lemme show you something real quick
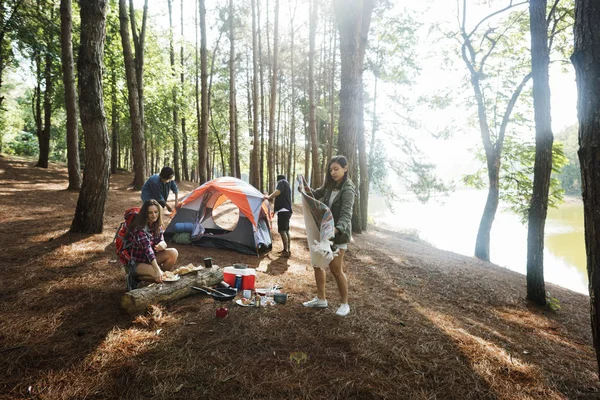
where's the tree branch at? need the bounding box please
[497,72,532,152]
[467,0,528,40]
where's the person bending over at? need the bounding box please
[141,166,179,212]
[125,199,179,290]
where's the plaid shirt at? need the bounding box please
[129,224,164,264]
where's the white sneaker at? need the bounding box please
[336,303,350,316]
[302,297,328,308]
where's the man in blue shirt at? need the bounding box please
[141,166,179,212]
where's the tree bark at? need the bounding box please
[167,0,180,180]
[207,27,224,178]
[70,0,109,234]
[526,0,552,306]
[119,0,146,189]
[250,0,260,188]
[267,0,279,192]
[308,0,321,187]
[572,0,600,378]
[128,0,147,175]
[180,0,188,181]
[287,0,297,187]
[333,0,374,234]
[60,0,81,190]
[228,0,239,178]
[197,0,209,183]
[120,267,223,314]
[37,5,55,169]
[258,0,266,191]
[110,68,119,174]
[327,16,336,168]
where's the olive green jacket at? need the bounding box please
[311,179,355,244]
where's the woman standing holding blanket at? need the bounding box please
[302,155,355,317]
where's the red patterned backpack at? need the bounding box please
[113,207,140,265]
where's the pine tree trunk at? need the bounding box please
[287,0,296,186]
[228,0,239,178]
[37,6,55,169]
[526,0,551,306]
[37,45,52,169]
[180,0,188,182]
[60,0,81,190]
[119,0,146,189]
[267,0,279,193]
[168,0,180,180]
[71,0,110,234]
[111,69,118,173]
[250,0,260,188]
[326,16,336,167]
[198,0,209,184]
[333,0,374,234]
[128,0,147,176]
[474,164,499,262]
[308,0,320,187]
[258,0,265,191]
[572,0,600,378]
[198,0,208,184]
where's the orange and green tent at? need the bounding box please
[166,177,272,255]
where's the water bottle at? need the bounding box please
[234,274,243,292]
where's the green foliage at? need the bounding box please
[5,131,39,156]
[387,154,454,205]
[463,134,567,224]
[367,6,421,84]
[368,137,399,209]
[546,292,561,312]
[547,0,575,72]
[554,124,580,195]
[405,159,455,203]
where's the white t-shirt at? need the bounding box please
[328,190,340,208]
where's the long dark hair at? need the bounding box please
[322,155,349,189]
[126,199,164,237]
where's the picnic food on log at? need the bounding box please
[172,263,197,275]
[163,270,179,281]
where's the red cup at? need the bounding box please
[215,307,228,318]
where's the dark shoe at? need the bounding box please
[281,251,291,258]
[125,274,137,292]
[125,260,138,291]
[126,273,138,291]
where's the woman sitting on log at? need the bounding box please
[125,199,179,290]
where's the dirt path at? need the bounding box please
[0,155,598,399]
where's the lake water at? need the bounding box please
[369,190,588,295]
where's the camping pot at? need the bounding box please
[274,293,288,304]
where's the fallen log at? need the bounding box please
[121,267,224,314]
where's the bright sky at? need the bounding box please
[385,0,579,184]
